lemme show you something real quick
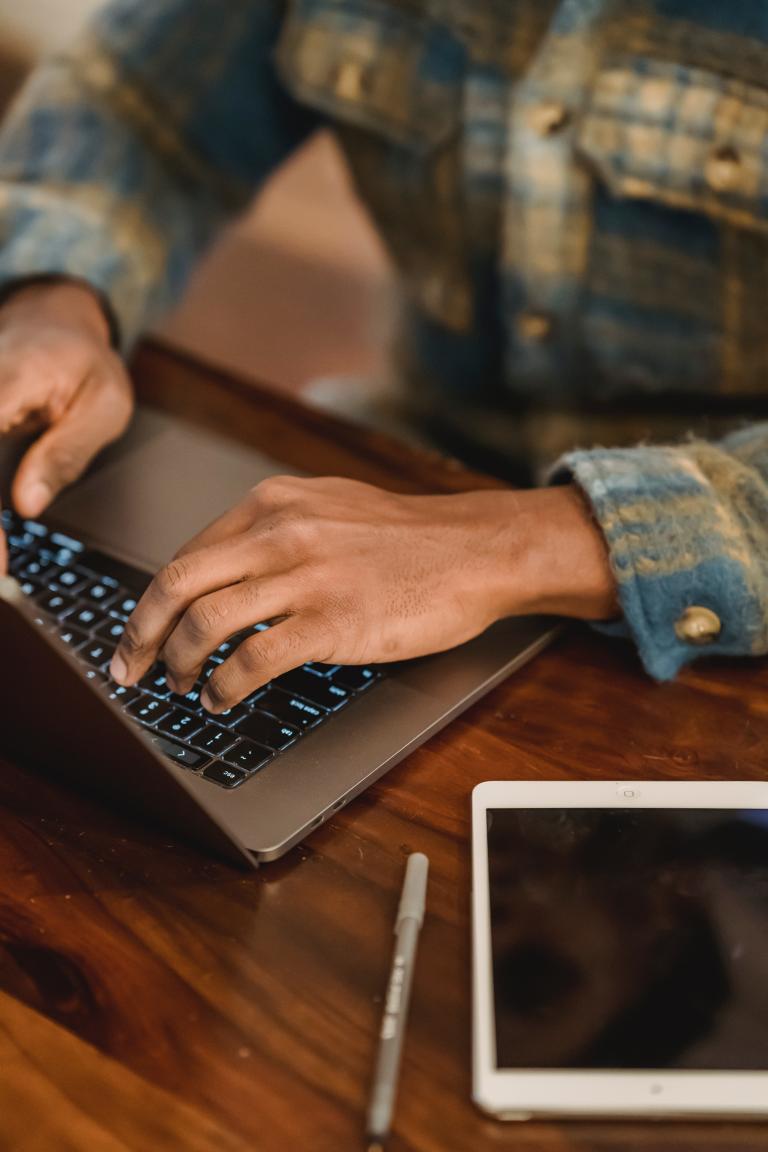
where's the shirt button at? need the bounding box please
[674,606,722,646]
[529,101,570,136]
[516,308,555,343]
[705,145,742,193]
[334,59,368,102]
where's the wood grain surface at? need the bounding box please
[1,340,767,1152]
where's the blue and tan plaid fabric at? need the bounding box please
[2,0,768,679]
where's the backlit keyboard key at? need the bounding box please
[37,590,76,616]
[203,762,246,788]
[103,683,139,707]
[139,669,171,697]
[276,668,349,710]
[95,618,126,642]
[57,625,89,648]
[221,739,272,773]
[64,605,99,629]
[76,640,116,669]
[331,665,379,691]
[149,735,209,770]
[157,708,205,741]
[192,725,240,755]
[257,688,327,729]
[127,696,172,725]
[236,711,297,750]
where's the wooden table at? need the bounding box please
[2,341,767,1152]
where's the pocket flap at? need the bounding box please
[576,59,768,235]
[276,0,464,154]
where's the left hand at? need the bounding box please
[109,476,617,713]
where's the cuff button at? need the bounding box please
[674,606,722,645]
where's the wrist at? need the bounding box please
[475,486,619,622]
[0,277,113,345]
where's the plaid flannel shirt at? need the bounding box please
[1,0,768,679]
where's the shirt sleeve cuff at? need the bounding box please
[550,445,765,680]
[0,193,156,351]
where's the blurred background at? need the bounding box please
[0,0,393,396]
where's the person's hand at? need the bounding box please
[109,477,617,712]
[0,280,133,572]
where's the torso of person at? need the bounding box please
[275,1,768,477]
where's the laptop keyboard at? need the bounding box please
[3,511,382,789]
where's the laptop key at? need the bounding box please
[139,669,172,697]
[236,711,298,751]
[276,668,350,710]
[169,686,203,711]
[57,624,89,648]
[203,762,246,788]
[76,640,116,669]
[157,708,205,741]
[110,593,139,617]
[331,665,379,691]
[37,590,76,616]
[64,604,100,629]
[127,696,173,725]
[103,683,140,707]
[221,739,272,773]
[19,556,54,579]
[51,568,89,594]
[192,725,240,755]
[82,579,120,606]
[95,618,126,643]
[149,735,209,770]
[216,703,250,728]
[256,688,327,729]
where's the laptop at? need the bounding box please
[0,406,557,867]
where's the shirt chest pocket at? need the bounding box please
[276,0,474,330]
[575,59,768,235]
[572,57,768,395]
[275,0,464,152]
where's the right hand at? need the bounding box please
[0,280,134,573]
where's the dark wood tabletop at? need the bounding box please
[2,341,768,1152]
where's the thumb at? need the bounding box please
[12,374,132,518]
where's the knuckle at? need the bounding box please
[251,475,295,508]
[155,558,191,600]
[204,672,228,709]
[119,620,144,656]
[236,635,271,677]
[184,597,222,641]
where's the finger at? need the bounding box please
[12,373,132,518]
[161,573,303,694]
[0,363,50,433]
[201,614,333,713]
[110,534,288,686]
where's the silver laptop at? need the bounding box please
[0,407,556,866]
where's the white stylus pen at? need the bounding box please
[366,852,429,1151]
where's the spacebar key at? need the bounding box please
[150,734,209,769]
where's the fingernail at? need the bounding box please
[110,651,128,684]
[25,482,52,518]
[165,673,179,693]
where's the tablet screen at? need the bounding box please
[487,807,768,1071]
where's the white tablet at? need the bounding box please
[472,780,768,1120]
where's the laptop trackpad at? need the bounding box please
[50,407,304,570]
